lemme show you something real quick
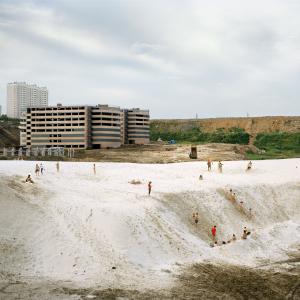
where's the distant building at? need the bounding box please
[20,104,150,149]
[122,108,151,145]
[7,82,48,119]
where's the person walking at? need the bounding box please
[148,181,152,196]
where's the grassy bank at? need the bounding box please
[150,125,250,145]
[150,125,300,160]
[246,132,300,160]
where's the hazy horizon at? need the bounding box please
[1,0,300,119]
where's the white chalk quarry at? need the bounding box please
[0,159,299,290]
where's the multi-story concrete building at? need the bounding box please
[7,82,48,118]
[91,105,122,149]
[20,104,150,149]
[125,108,150,145]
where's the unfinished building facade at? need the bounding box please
[20,104,150,149]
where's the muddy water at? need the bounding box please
[1,259,299,299]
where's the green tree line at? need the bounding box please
[150,126,250,144]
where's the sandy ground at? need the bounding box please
[73,143,257,163]
[0,159,299,299]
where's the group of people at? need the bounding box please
[192,212,199,225]
[26,162,45,183]
[195,160,255,247]
[34,163,44,176]
[209,225,251,247]
[25,161,61,184]
[227,188,237,202]
[207,159,253,173]
[226,188,253,217]
[207,159,224,173]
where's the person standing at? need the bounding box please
[218,161,223,173]
[148,181,152,196]
[211,225,217,240]
[207,159,212,171]
[40,163,44,175]
[93,163,96,175]
[35,164,40,176]
[56,162,60,172]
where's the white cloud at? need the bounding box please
[0,0,299,118]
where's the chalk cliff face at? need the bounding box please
[0,160,299,293]
[151,116,300,137]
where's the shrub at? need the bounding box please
[254,132,300,153]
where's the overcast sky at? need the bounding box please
[0,0,299,118]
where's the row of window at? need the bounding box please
[30,107,85,111]
[29,123,85,127]
[27,144,85,149]
[31,139,85,143]
[32,134,85,138]
[92,112,120,116]
[91,122,119,126]
[92,117,120,121]
[31,112,85,116]
[31,118,85,122]
[31,128,84,132]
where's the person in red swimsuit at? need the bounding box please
[211,225,217,240]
